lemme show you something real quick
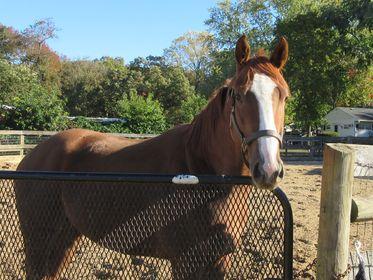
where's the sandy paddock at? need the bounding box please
[1,159,372,279]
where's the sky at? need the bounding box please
[0,0,217,62]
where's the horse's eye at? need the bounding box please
[284,96,289,102]
[235,94,242,102]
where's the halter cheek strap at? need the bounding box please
[228,87,283,168]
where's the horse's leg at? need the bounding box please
[201,186,250,278]
[20,212,79,280]
[22,230,49,280]
[15,183,79,280]
[43,223,80,279]
[205,254,232,279]
[15,184,52,280]
[170,224,235,280]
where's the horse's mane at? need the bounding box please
[186,84,229,155]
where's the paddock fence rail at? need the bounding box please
[0,171,293,279]
[0,130,156,162]
[282,136,373,160]
[1,130,372,162]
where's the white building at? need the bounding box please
[324,107,373,137]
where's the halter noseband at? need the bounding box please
[227,87,283,168]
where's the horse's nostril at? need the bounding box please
[272,170,279,181]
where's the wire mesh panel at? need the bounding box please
[0,172,292,280]
[349,146,373,279]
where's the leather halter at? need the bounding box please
[227,87,283,168]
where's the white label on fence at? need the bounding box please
[172,175,199,184]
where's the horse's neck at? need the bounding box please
[109,125,190,173]
[186,107,244,175]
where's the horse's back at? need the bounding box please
[17,128,140,172]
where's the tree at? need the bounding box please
[205,0,251,49]
[60,59,107,116]
[117,91,166,134]
[164,31,215,92]
[1,88,67,131]
[199,49,236,97]
[205,0,291,50]
[21,19,61,90]
[175,94,208,124]
[100,57,129,116]
[275,0,372,132]
[22,18,58,64]
[202,0,292,96]
[0,59,37,104]
[130,63,194,125]
[0,25,25,62]
[0,20,62,90]
[156,66,193,109]
[129,55,166,69]
[0,59,67,130]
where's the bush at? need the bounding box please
[0,89,68,131]
[318,131,339,137]
[0,59,68,131]
[67,116,130,133]
[172,94,208,125]
[117,92,166,134]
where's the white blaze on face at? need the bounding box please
[250,73,279,175]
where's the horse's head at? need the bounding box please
[228,35,289,190]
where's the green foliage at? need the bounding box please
[200,50,236,97]
[60,59,108,116]
[173,94,208,124]
[117,92,166,134]
[1,89,67,131]
[60,57,194,128]
[1,5,371,135]
[205,0,291,50]
[139,65,194,125]
[205,0,252,49]
[319,131,339,137]
[164,31,215,92]
[0,59,67,130]
[67,116,129,133]
[276,0,372,131]
[0,25,24,62]
[0,59,37,104]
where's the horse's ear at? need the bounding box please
[270,37,288,70]
[235,34,250,71]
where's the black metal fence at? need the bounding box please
[283,136,373,159]
[0,171,293,279]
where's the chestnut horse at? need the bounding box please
[15,35,290,279]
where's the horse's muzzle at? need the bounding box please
[252,161,284,190]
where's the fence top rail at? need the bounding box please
[1,130,371,142]
[283,136,348,141]
[0,170,257,185]
[0,130,57,136]
[0,130,157,138]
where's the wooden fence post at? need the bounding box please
[316,143,355,279]
[20,132,25,156]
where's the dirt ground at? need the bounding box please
[280,161,373,278]
[1,159,372,279]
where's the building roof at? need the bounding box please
[338,107,373,121]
